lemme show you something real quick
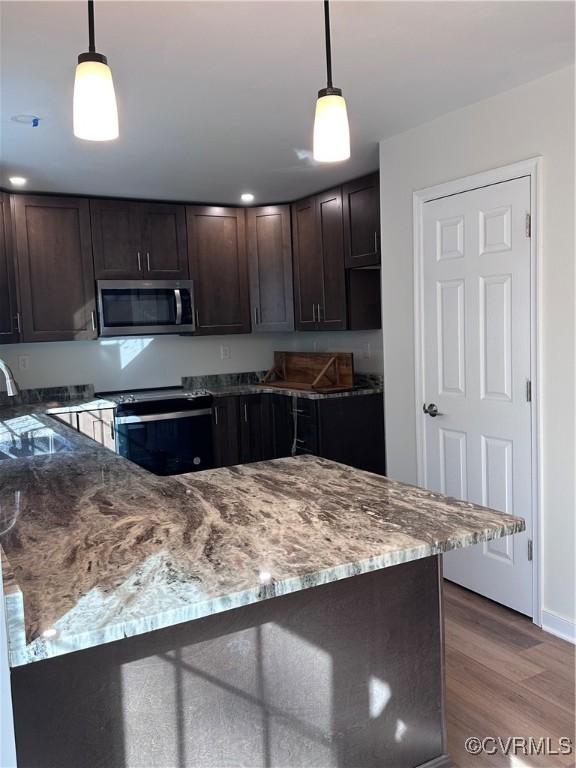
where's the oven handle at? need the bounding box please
[174,289,183,325]
[115,409,212,425]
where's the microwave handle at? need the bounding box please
[174,289,183,325]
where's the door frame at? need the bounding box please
[412,157,542,626]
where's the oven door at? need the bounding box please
[97,280,195,336]
[115,408,214,476]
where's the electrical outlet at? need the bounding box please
[220,345,231,360]
[18,355,30,371]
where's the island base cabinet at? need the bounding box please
[11,556,453,768]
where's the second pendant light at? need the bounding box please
[313,0,350,163]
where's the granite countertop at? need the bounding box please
[0,398,524,668]
[206,383,382,399]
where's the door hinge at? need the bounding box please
[527,539,533,562]
[526,380,532,402]
[525,212,531,238]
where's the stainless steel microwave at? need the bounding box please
[97,280,195,337]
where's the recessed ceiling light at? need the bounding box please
[240,193,255,204]
[9,176,27,187]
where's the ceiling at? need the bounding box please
[1,1,573,204]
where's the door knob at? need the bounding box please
[423,402,442,417]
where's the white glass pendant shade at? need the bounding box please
[73,59,119,141]
[313,92,350,162]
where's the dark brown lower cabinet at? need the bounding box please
[212,396,240,467]
[272,393,385,474]
[239,394,273,463]
[213,394,274,467]
[215,392,385,475]
[12,195,97,342]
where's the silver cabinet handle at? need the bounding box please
[137,251,142,271]
[14,313,21,333]
[91,311,96,332]
[253,307,258,326]
[374,231,378,253]
[214,406,218,425]
[146,252,151,271]
[312,304,316,322]
[174,289,183,325]
[195,309,200,328]
[317,303,322,322]
[243,403,248,422]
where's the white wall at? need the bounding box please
[0,330,383,392]
[379,66,575,627]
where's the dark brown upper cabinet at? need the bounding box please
[342,172,380,268]
[91,200,188,280]
[141,203,188,279]
[246,205,294,333]
[0,193,19,343]
[292,189,347,331]
[186,206,250,335]
[12,195,97,342]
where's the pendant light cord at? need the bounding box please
[87,0,96,53]
[323,0,333,88]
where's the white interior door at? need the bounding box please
[422,176,533,616]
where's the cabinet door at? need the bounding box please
[292,197,321,331]
[316,188,347,330]
[77,409,115,449]
[342,173,381,268]
[186,206,250,335]
[246,206,294,332]
[317,394,386,475]
[0,194,19,342]
[270,395,293,458]
[212,396,240,467]
[239,394,266,464]
[141,203,188,279]
[13,196,97,342]
[91,199,142,279]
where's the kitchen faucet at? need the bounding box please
[0,357,20,397]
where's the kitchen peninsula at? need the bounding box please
[0,395,525,768]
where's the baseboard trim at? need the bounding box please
[541,609,576,644]
[417,756,455,768]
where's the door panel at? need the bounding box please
[239,394,265,463]
[186,207,250,335]
[342,173,380,268]
[247,206,294,332]
[91,199,141,279]
[317,189,347,330]
[0,193,19,342]
[422,176,532,615]
[292,198,320,330]
[212,396,240,467]
[141,203,188,279]
[13,196,97,342]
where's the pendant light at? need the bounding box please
[73,0,119,141]
[313,0,350,162]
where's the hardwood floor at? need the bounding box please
[444,581,576,767]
